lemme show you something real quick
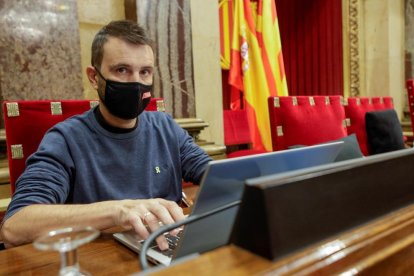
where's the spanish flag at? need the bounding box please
[229,0,288,151]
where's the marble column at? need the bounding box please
[132,0,195,118]
[0,0,83,127]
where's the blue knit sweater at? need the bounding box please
[4,109,211,221]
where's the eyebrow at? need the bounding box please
[141,65,154,71]
[108,64,154,71]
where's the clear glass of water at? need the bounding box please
[33,226,100,276]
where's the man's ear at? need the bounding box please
[86,66,98,90]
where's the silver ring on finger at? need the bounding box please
[143,212,152,221]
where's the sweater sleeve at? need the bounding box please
[169,117,212,184]
[3,128,73,221]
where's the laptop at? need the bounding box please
[113,141,344,266]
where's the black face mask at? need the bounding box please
[95,68,152,120]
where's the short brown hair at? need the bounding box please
[91,20,153,69]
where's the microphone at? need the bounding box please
[139,200,241,270]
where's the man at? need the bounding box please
[0,20,211,249]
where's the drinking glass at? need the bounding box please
[34,226,100,276]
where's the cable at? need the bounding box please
[139,200,241,270]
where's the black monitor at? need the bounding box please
[231,148,414,261]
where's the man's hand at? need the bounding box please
[115,198,185,250]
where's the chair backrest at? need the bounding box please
[145,97,166,112]
[344,96,394,156]
[223,110,252,146]
[3,98,166,194]
[3,100,98,193]
[268,96,347,151]
[223,110,267,158]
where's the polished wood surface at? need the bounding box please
[3,193,414,275]
[0,229,140,275]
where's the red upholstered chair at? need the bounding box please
[223,110,267,158]
[372,96,394,110]
[267,96,347,151]
[3,100,99,194]
[145,97,166,112]
[344,97,394,156]
[3,98,165,194]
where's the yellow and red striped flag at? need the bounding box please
[228,0,288,152]
[219,0,233,70]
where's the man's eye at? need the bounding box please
[141,70,152,76]
[117,68,128,74]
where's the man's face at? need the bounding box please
[97,36,154,97]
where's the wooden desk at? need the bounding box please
[2,203,414,275]
[0,229,275,275]
[0,229,139,275]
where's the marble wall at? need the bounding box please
[0,0,83,126]
[190,0,223,145]
[360,0,404,118]
[77,0,125,100]
[134,0,195,118]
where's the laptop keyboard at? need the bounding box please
[143,230,183,258]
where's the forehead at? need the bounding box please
[101,37,154,67]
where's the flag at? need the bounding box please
[220,0,242,110]
[219,0,233,70]
[228,0,288,151]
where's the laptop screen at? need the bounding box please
[174,141,344,259]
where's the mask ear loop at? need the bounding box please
[94,67,107,81]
